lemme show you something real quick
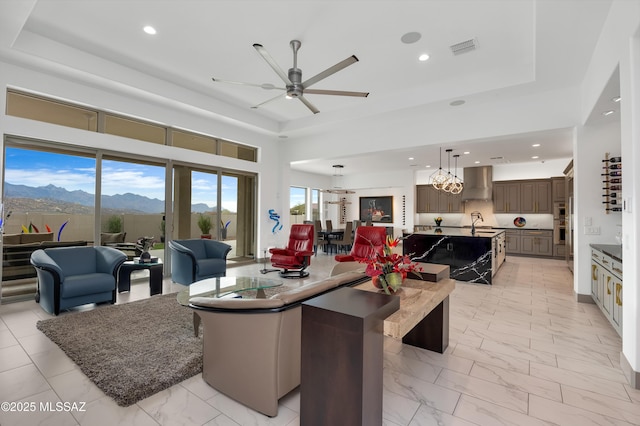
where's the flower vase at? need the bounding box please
[372,272,404,294]
[435,220,442,227]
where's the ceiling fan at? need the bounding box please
[212,40,369,114]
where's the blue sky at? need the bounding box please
[290,186,306,208]
[4,148,238,212]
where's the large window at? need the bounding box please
[290,186,306,224]
[2,145,97,302]
[311,189,321,221]
[172,168,254,262]
[6,89,257,162]
[100,157,167,263]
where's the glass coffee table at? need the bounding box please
[177,276,283,336]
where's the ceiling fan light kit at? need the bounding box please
[212,40,369,114]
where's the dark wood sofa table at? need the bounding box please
[301,287,399,426]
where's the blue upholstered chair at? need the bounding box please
[168,239,232,285]
[30,246,127,315]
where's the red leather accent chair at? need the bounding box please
[335,226,387,262]
[269,224,315,278]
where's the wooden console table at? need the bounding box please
[301,287,399,426]
[355,267,455,353]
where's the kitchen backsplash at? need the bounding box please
[416,200,554,229]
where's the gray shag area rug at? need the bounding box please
[36,293,202,406]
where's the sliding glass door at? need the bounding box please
[100,156,167,263]
[2,144,96,302]
[172,165,255,262]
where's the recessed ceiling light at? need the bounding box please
[425,165,431,168]
[408,157,414,160]
[602,110,615,116]
[450,100,466,107]
[474,160,480,164]
[401,32,421,44]
[463,151,470,155]
[532,155,539,159]
[612,96,621,102]
[418,53,430,62]
[532,143,540,147]
[143,26,157,35]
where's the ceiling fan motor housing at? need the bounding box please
[287,68,303,97]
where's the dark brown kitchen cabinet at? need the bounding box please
[417,185,439,213]
[552,177,566,203]
[440,191,464,213]
[416,185,464,213]
[521,180,552,214]
[493,182,520,213]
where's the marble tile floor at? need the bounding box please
[1,254,639,425]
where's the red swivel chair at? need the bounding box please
[335,226,387,262]
[269,224,315,278]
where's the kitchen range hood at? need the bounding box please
[461,166,493,201]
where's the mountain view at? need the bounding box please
[4,183,212,214]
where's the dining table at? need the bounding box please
[318,228,345,254]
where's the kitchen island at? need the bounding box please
[403,228,506,284]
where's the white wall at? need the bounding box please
[578,0,640,384]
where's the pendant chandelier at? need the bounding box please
[430,147,449,190]
[322,164,355,194]
[449,154,463,194]
[431,148,462,194]
[441,149,455,192]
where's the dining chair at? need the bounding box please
[335,221,353,253]
[313,220,328,255]
[325,220,333,231]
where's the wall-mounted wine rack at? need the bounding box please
[602,153,622,214]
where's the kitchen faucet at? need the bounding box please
[470,211,484,235]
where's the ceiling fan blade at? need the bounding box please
[298,95,320,114]
[304,89,369,97]
[212,78,285,91]
[302,55,359,88]
[253,43,292,85]
[250,93,284,109]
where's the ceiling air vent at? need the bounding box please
[450,38,478,55]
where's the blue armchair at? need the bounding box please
[169,239,232,285]
[30,246,127,315]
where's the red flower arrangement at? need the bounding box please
[358,235,423,294]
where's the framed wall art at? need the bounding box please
[359,196,393,223]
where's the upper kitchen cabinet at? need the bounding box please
[441,191,465,213]
[552,177,566,203]
[417,185,439,213]
[493,182,520,213]
[416,185,464,213]
[521,179,552,213]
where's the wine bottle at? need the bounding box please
[603,200,619,205]
[606,207,622,212]
[609,157,622,163]
[609,178,622,184]
[602,164,622,169]
[603,193,618,197]
[609,185,622,191]
[600,171,622,177]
